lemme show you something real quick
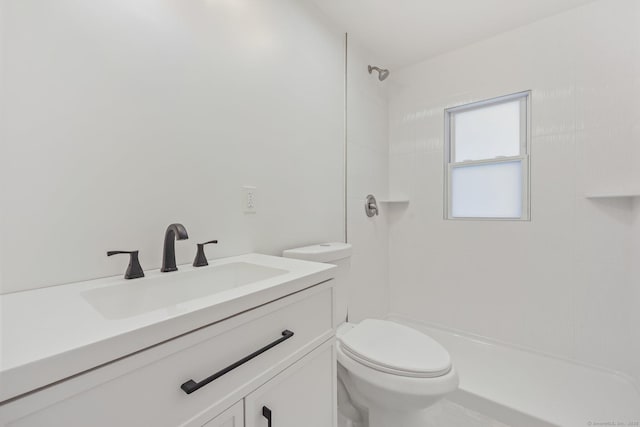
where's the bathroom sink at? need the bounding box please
[82,262,288,319]
[1,253,335,403]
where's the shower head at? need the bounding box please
[368,65,390,81]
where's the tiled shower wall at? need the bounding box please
[387,0,640,384]
[345,37,390,321]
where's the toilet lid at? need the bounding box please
[338,319,452,378]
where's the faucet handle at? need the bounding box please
[193,240,218,267]
[107,250,145,280]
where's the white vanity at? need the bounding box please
[0,254,337,427]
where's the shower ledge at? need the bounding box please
[585,190,640,199]
[378,199,410,203]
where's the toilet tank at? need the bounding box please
[283,243,352,326]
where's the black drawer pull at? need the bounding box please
[262,406,272,427]
[181,330,294,394]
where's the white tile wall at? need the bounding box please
[345,37,390,321]
[0,0,346,293]
[387,0,640,384]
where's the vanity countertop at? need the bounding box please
[0,254,335,403]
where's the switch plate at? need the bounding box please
[243,186,257,213]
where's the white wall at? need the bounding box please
[388,0,640,383]
[0,0,345,293]
[345,37,389,321]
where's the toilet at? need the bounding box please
[283,243,459,427]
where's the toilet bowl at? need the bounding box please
[283,243,459,427]
[336,322,458,427]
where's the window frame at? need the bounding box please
[444,91,531,221]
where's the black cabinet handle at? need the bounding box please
[181,330,294,394]
[262,406,272,427]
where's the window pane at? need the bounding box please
[451,161,522,218]
[454,100,521,162]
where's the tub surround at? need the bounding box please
[0,254,335,403]
[387,0,640,386]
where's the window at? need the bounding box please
[444,91,530,220]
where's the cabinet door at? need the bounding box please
[244,343,336,427]
[202,401,243,427]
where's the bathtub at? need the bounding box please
[389,315,640,427]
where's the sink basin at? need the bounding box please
[82,262,288,319]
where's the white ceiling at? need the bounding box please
[312,0,595,68]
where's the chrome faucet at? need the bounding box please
[161,223,189,272]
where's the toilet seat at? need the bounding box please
[338,319,452,378]
[335,340,459,405]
